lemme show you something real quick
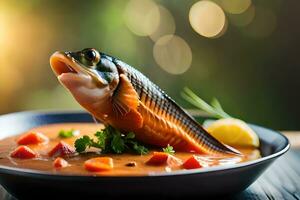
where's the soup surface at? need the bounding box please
[0,123,260,176]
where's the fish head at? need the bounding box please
[50,48,120,118]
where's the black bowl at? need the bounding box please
[0,111,289,199]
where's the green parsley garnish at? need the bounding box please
[111,132,126,153]
[58,129,80,138]
[74,125,149,155]
[162,144,175,154]
[128,141,149,155]
[74,135,96,153]
[181,87,231,119]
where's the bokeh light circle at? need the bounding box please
[153,35,192,75]
[212,17,228,38]
[124,0,160,36]
[220,0,252,14]
[189,1,226,38]
[228,5,255,27]
[150,6,176,42]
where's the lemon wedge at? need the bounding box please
[206,118,259,147]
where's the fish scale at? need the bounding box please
[113,58,238,155]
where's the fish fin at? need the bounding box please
[112,74,139,117]
[111,74,143,130]
[112,109,144,130]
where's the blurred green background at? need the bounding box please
[0,0,298,130]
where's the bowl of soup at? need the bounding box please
[0,111,289,199]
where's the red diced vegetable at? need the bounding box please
[84,157,114,172]
[10,146,37,159]
[146,152,182,167]
[53,157,69,168]
[183,155,203,169]
[48,141,75,157]
[146,152,169,165]
[17,132,49,145]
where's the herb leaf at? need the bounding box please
[181,87,231,119]
[125,132,135,139]
[74,126,149,155]
[58,129,80,138]
[111,132,125,154]
[210,98,229,118]
[74,135,92,153]
[94,131,108,149]
[163,144,175,154]
[130,141,149,155]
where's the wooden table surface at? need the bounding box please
[0,132,299,200]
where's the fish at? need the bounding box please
[50,48,240,155]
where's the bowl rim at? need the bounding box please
[0,110,290,179]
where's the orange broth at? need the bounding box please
[0,123,260,176]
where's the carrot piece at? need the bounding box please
[48,141,75,157]
[146,152,182,167]
[53,157,69,168]
[17,132,49,145]
[183,155,203,169]
[84,157,114,172]
[10,146,37,159]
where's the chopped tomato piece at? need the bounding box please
[84,157,113,172]
[183,155,203,169]
[146,152,168,165]
[48,141,75,157]
[146,152,182,167]
[17,132,49,145]
[10,146,37,159]
[53,157,69,168]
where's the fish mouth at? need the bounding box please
[50,51,108,86]
[50,51,83,77]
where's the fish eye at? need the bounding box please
[82,48,100,65]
